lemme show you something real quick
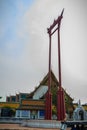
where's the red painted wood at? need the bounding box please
[45,9,65,120]
[45,91,52,120]
[57,87,65,120]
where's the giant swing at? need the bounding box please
[45,9,65,121]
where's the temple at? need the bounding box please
[0,71,74,119]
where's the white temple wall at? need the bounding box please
[15,109,45,119]
[15,110,30,118]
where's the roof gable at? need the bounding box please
[28,70,73,102]
[27,70,59,98]
[40,70,59,86]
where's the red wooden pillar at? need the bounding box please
[57,10,65,121]
[45,30,52,120]
[57,87,65,120]
[45,91,52,120]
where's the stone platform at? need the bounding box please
[21,120,61,128]
[0,123,71,130]
[0,118,62,128]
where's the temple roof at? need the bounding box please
[27,70,59,98]
[17,99,45,110]
[0,102,19,109]
[27,70,73,101]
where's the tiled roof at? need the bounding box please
[0,102,19,108]
[18,105,45,110]
[27,70,59,98]
[17,99,45,110]
[21,99,45,106]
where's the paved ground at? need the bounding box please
[0,124,71,130]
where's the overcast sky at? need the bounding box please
[0,0,87,104]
